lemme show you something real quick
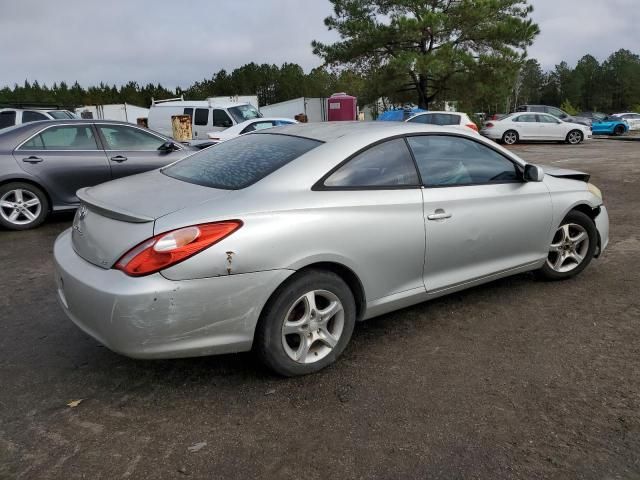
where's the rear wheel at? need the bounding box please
[0,182,49,230]
[565,130,583,145]
[255,269,356,376]
[502,130,518,145]
[536,210,597,281]
[613,124,625,136]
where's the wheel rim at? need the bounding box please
[546,223,589,273]
[281,290,345,364]
[0,189,42,226]
[568,131,581,144]
[504,132,517,144]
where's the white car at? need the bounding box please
[612,112,640,131]
[207,118,297,143]
[480,112,592,145]
[406,111,478,132]
[0,107,76,129]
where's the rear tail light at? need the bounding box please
[485,122,494,128]
[115,221,242,276]
[466,123,479,131]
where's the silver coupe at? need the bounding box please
[53,122,609,376]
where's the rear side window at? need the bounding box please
[22,111,49,123]
[194,108,209,126]
[0,111,16,128]
[20,125,98,150]
[407,114,431,124]
[407,135,520,187]
[323,138,419,188]
[163,133,322,190]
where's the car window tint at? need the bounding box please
[193,108,209,126]
[407,135,520,187]
[99,125,164,150]
[514,114,537,122]
[21,125,98,150]
[212,109,233,128]
[537,114,559,124]
[324,138,419,188]
[163,133,321,190]
[407,114,431,124]
[183,107,194,119]
[0,111,16,128]
[22,111,49,123]
[530,106,544,113]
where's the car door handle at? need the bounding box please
[427,209,452,221]
[110,155,128,163]
[22,156,43,164]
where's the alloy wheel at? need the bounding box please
[546,223,590,273]
[0,188,42,226]
[567,131,582,144]
[503,131,518,145]
[281,289,345,364]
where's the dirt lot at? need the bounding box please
[1,139,639,479]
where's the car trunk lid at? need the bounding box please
[72,170,232,268]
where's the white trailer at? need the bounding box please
[75,103,149,123]
[260,97,328,122]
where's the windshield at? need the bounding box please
[47,110,75,119]
[227,104,262,123]
[163,133,321,190]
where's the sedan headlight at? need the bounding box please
[587,182,603,201]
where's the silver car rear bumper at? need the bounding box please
[53,229,293,359]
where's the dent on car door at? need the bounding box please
[97,124,181,179]
[319,138,426,303]
[13,124,110,205]
[406,134,553,292]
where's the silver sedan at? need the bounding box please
[53,122,609,376]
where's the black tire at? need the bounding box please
[0,182,49,230]
[565,130,583,145]
[614,124,625,136]
[254,269,356,376]
[536,210,597,281]
[502,130,519,145]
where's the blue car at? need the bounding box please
[587,113,629,136]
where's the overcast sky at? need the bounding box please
[0,0,638,89]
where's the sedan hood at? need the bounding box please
[542,166,590,183]
[77,170,232,222]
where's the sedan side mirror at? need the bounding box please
[158,141,179,153]
[524,164,544,182]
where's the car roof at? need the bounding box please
[261,121,474,142]
[151,101,252,109]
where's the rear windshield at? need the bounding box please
[162,133,322,190]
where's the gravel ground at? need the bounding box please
[1,139,638,479]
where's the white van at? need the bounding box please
[148,97,262,139]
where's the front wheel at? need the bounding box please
[255,269,356,376]
[536,210,597,281]
[0,182,49,230]
[566,130,583,145]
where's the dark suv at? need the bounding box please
[516,105,590,126]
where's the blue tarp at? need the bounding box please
[377,108,427,121]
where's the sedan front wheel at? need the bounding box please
[537,210,597,280]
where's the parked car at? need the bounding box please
[0,107,77,129]
[0,119,193,230]
[612,112,640,131]
[590,115,629,136]
[515,105,591,126]
[480,112,591,145]
[207,118,297,143]
[148,98,262,140]
[53,122,608,376]
[405,111,478,131]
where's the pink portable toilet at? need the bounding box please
[327,92,357,121]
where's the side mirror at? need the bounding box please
[524,164,544,182]
[158,141,179,153]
